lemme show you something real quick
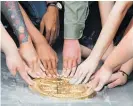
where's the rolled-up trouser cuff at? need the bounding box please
[64,24,85,39]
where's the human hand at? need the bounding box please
[35,41,58,77]
[107,71,128,88]
[87,66,112,91]
[69,58,99,84]
[40,6,59,45]
[6,54,34,85]
[19,37,46,78]
[62,39,81,77]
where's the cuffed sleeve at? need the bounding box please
[64,1,89,39]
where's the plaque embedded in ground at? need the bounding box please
[29,77,96,99]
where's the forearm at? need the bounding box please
[1,22,18,56]
[104,25,133,70]
[19,4,48,45]
[1,1,28,44]
[99,1,114,26]
[87,1,132,62]
[99,1,115,60]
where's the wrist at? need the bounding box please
[27,29,48,46]
[47,2,62,10]
[119,70,129,77]
[35,38,48,47]
[5,47,18,57]
[64,39,79,43]
[86,53,101,64]
[102,62,113,73]
[47,6,58,13]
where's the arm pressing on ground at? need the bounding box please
[1,1,46,78]
[88,20,133,91]
[89,1,132,63]
[70,1,133,85]
[1,22,33,85]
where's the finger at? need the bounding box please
[49,28,55,45]
[51,58,56,70]
[77,56,81,64]
[34,60,46,78]
[107,73,118,84]
[70,67,77,78]
[62,59,68,76]
[70,67,83,84]
[33,61,42,78]
[47,60,52,70]
[55,52,58,63]
[90,74,95,81]
[49,69,56,77]
[62,68,67,77]
[39,60,46,72]
[51,57,58,75]
[46,29,51,44]
[18,66,34,85]
[45,69,52,78]
[95,80,105,91]
[38,69,46,78]
[83,72,93,84]
[28,70,39,78]
[52,30,57,44]
[70,60,77,77]
[75,72,87,85]
[10,67,17,76]
[107,79,121,88]
[23,62,39,78]
[20,72,34,85]
[54,52,58,69]
[73,67,81,78]
[65,59,73,77]
[47,60,56,77]
[40,21,45,34]
[63,58,68,69]
[27,62,34,72]
[87,78,99,89]
[53,68,58,76]
[42,60,48,70]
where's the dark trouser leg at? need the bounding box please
[19,1,47,28]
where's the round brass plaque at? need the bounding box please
[29,77,96,99]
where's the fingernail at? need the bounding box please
[32,81,35,85]
[57,74,60,77]
[29,81,35,85]
[53,75,56,78]
[48,74,51,77]
[36,76,40,78]
[63,74,66,77]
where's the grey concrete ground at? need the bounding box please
[1,49,133,106]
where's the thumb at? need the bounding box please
[40,21,45,34]
[95,80,105,91]
[77,57,81,65]
[107,79,120,88]
[11,68,17,76]
[7,65,17,76]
